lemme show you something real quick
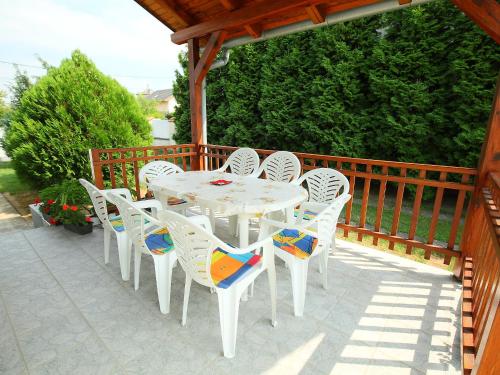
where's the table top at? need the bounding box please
[149,171,308,216]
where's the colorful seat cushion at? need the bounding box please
[294,209,318,221]
[144,228,174,255]
[272,229,318,259]
[167,196,188,206]
[211,248,261,289]
[109,216,125,232]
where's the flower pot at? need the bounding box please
[63,223,93,235]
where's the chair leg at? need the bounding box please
[217,288,241,358]
[288,259,309,317]
[117,234,131,281]
[228,215,237,236]
[266,255,278,327]
[209,209,216,231]
[134,248,142,291]
[153,255,173,314]
[322,249,328,290]
[104,228,111,264]
[182,274,192,326]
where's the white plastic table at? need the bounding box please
[149,170,308,248]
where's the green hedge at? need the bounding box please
[173,0,499,168]
[4,50,152,188]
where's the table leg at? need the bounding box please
[239,214,250,301]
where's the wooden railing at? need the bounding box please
[200,144,477,265]
[89,144,196,199]
[461,172,500,375]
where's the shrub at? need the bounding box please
[4,50,152,187]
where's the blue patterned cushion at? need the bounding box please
[109,216,125,232]
[273,229,318,259]
[145,228,174,255]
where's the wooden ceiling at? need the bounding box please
[134,0,500,46]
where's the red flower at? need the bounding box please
[62,204,69,211]
[70,205,78,211]
[48,217,56,225]
[34,197,41,204]
[43,206,50,213]
[47,199,55,205]
[85,216,93,223]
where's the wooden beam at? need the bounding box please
[244,23,262,38]
[193,31,227,85]
[155,0,197,28]
[398,0,412,5]
[171,0,328,44]
[305,4,325,24]
[188,38,202,170]
[219,0,239,11]
[452,0,500,44]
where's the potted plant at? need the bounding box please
[56,203,93,235]
[37,180,94,232]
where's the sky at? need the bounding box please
[0,0,185,101]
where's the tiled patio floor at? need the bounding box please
[0,218,461,375]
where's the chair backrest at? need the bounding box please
[220,148,260,176]
[139,160,184,185]
[256,151,301,182]
[79,179,114,231]
[158,209,225,288]
[108,193,158,254]
[297,168,349,204]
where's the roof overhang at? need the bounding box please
[135,0,500,47]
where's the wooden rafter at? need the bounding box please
[452,0,500,44]
[171,0,330,44]
[305,4,325,24]
[155,0,196,28]
[219,0,239,11]
[244,23,262,38]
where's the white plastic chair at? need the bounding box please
[212,148,260,233]
[294,168,350,263]
[251,151,301,183]
[260,192,351,317]
[79,179,160,281]
[139,160,191,212]
[216,147,260,176]
[158,209,277,358]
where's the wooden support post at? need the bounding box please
[459,76,500,271]
[187,32,227,170]
[188,38,202,170]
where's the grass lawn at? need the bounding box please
[0,162,32,194]
[337,196,464,271]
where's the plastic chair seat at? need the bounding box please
[211,248,262,289]
[109,216,125,232]
[293,209,318,221]
[272,229,318,259]
[144,227,174,255]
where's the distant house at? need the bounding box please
[140,88,177,146]
[144,88,177,115]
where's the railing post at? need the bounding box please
[460,75,500,264]
[89,148,104,189]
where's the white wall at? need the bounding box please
[151,119,176,146]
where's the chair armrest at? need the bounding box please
[220,236,275,255]
[187,215,213,233]
[260,217,317,237]
[102,188,133,202]
[299,201,327,213]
